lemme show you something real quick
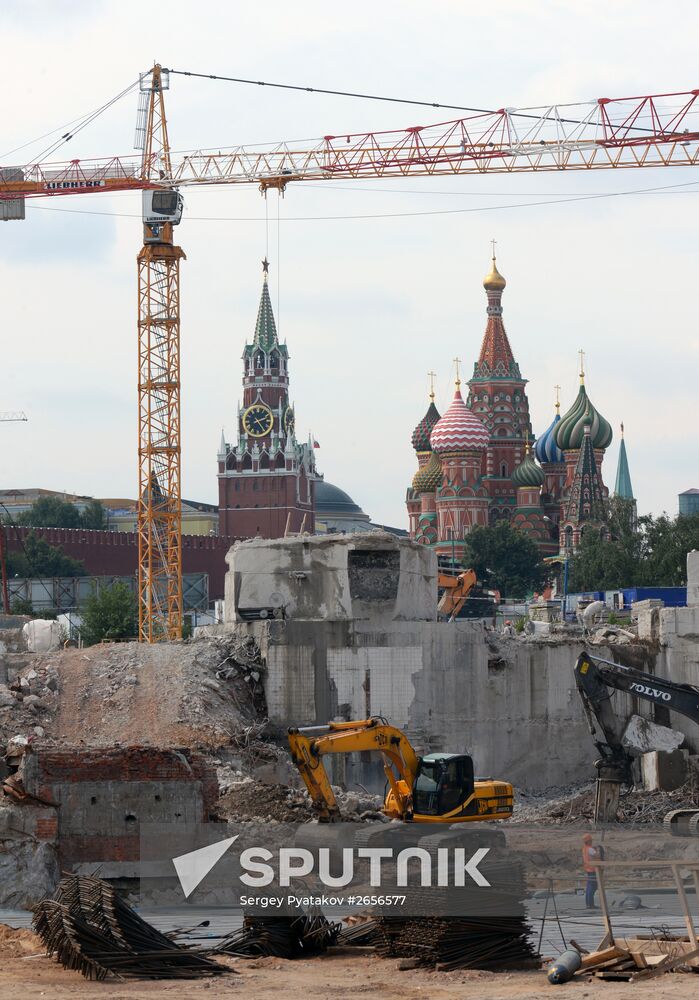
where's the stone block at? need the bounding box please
[632,600,663,641]
[622,714,685,755]
[641,749,689,791]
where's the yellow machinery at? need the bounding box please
[437,569,477,621]
[288,716,513,823]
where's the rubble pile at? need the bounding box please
[0,658,60,747]
[214,778,385,824]
[0,635,268,750]
[514,780,699,825]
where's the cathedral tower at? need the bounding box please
[466,253,533,523]
[217,261,317,538]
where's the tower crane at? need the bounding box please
[1,71,698,641]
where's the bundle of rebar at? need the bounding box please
[216,910,341,960]
[33,875,227,981]
[373,914,538,970]
[372,854,539,971]
[338,918,379,947]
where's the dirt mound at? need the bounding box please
[0,925,41,959]
[0,635,266,750]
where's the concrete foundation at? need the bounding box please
[641,749,689,791]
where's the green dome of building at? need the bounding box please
[512,447,544,488]
[555,381,613,451]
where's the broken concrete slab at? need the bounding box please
[640,749,689,791]
[622,714,685,756]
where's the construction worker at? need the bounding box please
[582,833,598,908]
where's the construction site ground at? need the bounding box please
[1,928,699,1000]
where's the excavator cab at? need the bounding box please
[412,753,475,817]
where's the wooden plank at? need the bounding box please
[580,946,628,970]
[595,867,614,945]
[671,864,698,950]
[632,944,699,981]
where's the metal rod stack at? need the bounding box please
[216,910,341,960]
[33,876,228,981]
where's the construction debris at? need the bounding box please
[33,875,228,981]
[514,779,699,825]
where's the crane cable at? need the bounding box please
[164,67,662,134]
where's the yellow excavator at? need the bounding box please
[287,716,514,824]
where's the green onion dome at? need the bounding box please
[555,383,613,451]
[411,401,441,453]
[512,448,544,488]
[412,450,442,492]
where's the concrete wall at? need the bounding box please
[224,535,699,792]
[250,615,622,790]
[226,531,436,623]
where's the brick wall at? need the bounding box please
[21,745,219,869]
[6,527,239,600]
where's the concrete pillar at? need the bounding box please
[687,550,699,608]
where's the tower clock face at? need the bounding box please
[243,403,273,437]
[284,406,295,436]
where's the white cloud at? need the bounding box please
[2,0,698,528]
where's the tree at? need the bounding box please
[17,496,81,528]
[462,520,545,597]
[6,532,86,578]
[79,582,137,646]
[16,496,106,530]
[568,497,644,592]
[80,499,106,530]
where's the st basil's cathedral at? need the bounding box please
[406,254,625,561]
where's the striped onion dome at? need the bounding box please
[412,450,442,492]
[555,384,613,451]
[430,387,489,454]
[411,401,441,452]
[534,412,564,464]
[512,448,544,488]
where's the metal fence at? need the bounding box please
[8,573,209,613]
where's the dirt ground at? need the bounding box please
[1,930,699,1000]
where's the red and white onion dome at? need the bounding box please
[430,387,489,454]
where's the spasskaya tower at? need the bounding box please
[217,260,317,537]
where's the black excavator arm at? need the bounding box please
[575,652,699,820]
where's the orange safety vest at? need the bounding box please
[582,844,597,873]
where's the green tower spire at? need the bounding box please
[252,258,278,352]
[614,422,634,499]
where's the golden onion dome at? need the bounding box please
[483,256,506,291]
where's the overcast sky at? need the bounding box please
[2,0,698,529]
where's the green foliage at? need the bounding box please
[16,496,106,530]
[6,532,86,579]
[79,582,137,646]
[568,501,699,592]
[17,496,81,528]
[80,499,106,530]
[10,597,34,616]
[514,615,527,634]
[182,615,193,640]
[463,520,546,598]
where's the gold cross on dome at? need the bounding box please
[554,384,561,411]
[453,357,462,387]
[427,370,436,400]
[490,238,497,259]
[578,349,586,383]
